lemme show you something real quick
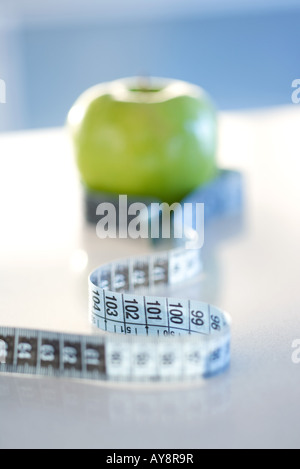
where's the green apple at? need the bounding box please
[68,77,218,203]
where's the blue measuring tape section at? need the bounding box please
[0,170,243,383]
[182,170,243,225]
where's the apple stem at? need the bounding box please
[137,75,151,92]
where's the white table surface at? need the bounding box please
[0,106,299,449]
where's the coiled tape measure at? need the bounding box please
[0,170,241,384]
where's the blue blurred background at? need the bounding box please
[0,0,299,132]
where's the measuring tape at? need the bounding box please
[0,171,241,384]
[0,248,230,383]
